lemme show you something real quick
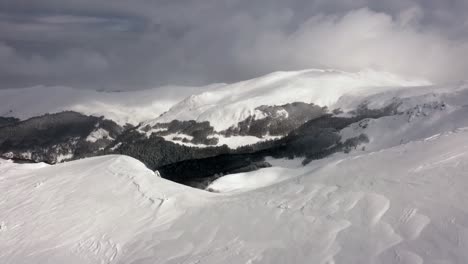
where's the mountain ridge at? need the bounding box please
[0,69,429,127]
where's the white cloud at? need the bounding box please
[1,1,468,89]
[234,8,468,83]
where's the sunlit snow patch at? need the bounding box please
[207,157,304,193]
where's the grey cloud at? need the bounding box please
[0,0,467,90]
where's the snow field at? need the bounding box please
[2,127,468,263]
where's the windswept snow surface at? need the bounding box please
[2,128,468,263]
[0,155,211,264]
[0,85,214,125]
[149,69,429,131]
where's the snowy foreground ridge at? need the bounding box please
[2,128,468,263]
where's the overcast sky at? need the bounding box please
[1,0,467,90]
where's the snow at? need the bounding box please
[275,108,289,118]
[110,142,122,151]
[2,124,468,263]
[339,82,468,152]
[142,127,168,138]
[86,128,113,143]
[214,134,282,149]
[205,158,305,194]
[206,165,302,193]
[156,134,282,149]
[148,69,429,131]
[0,85,213,125]
[0,155,210,264]
[0,158,49,173]
[160,134,197,147]
[56,153,74,163]
[166,133,194,141]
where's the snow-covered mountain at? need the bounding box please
[2,126,468,263]
[0,69,437,134]
[146,69,429,131]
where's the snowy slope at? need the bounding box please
[2,127,468,263]
[148,69,429,131]
[152,77,467,152]
[338,82,468,152]
[0,155,211,264]
[0,85,214,125]
[206,157,305,193]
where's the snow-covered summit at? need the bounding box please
[148,69,430,131]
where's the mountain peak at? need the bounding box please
[150,69,430,131]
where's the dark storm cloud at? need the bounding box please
[0,0,467,90]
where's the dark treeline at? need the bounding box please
[0,117,20,128]
[0,111,123,163]
[0,101,401,189]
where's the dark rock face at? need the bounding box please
[223,102,327,137]
[0,111,123,163]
